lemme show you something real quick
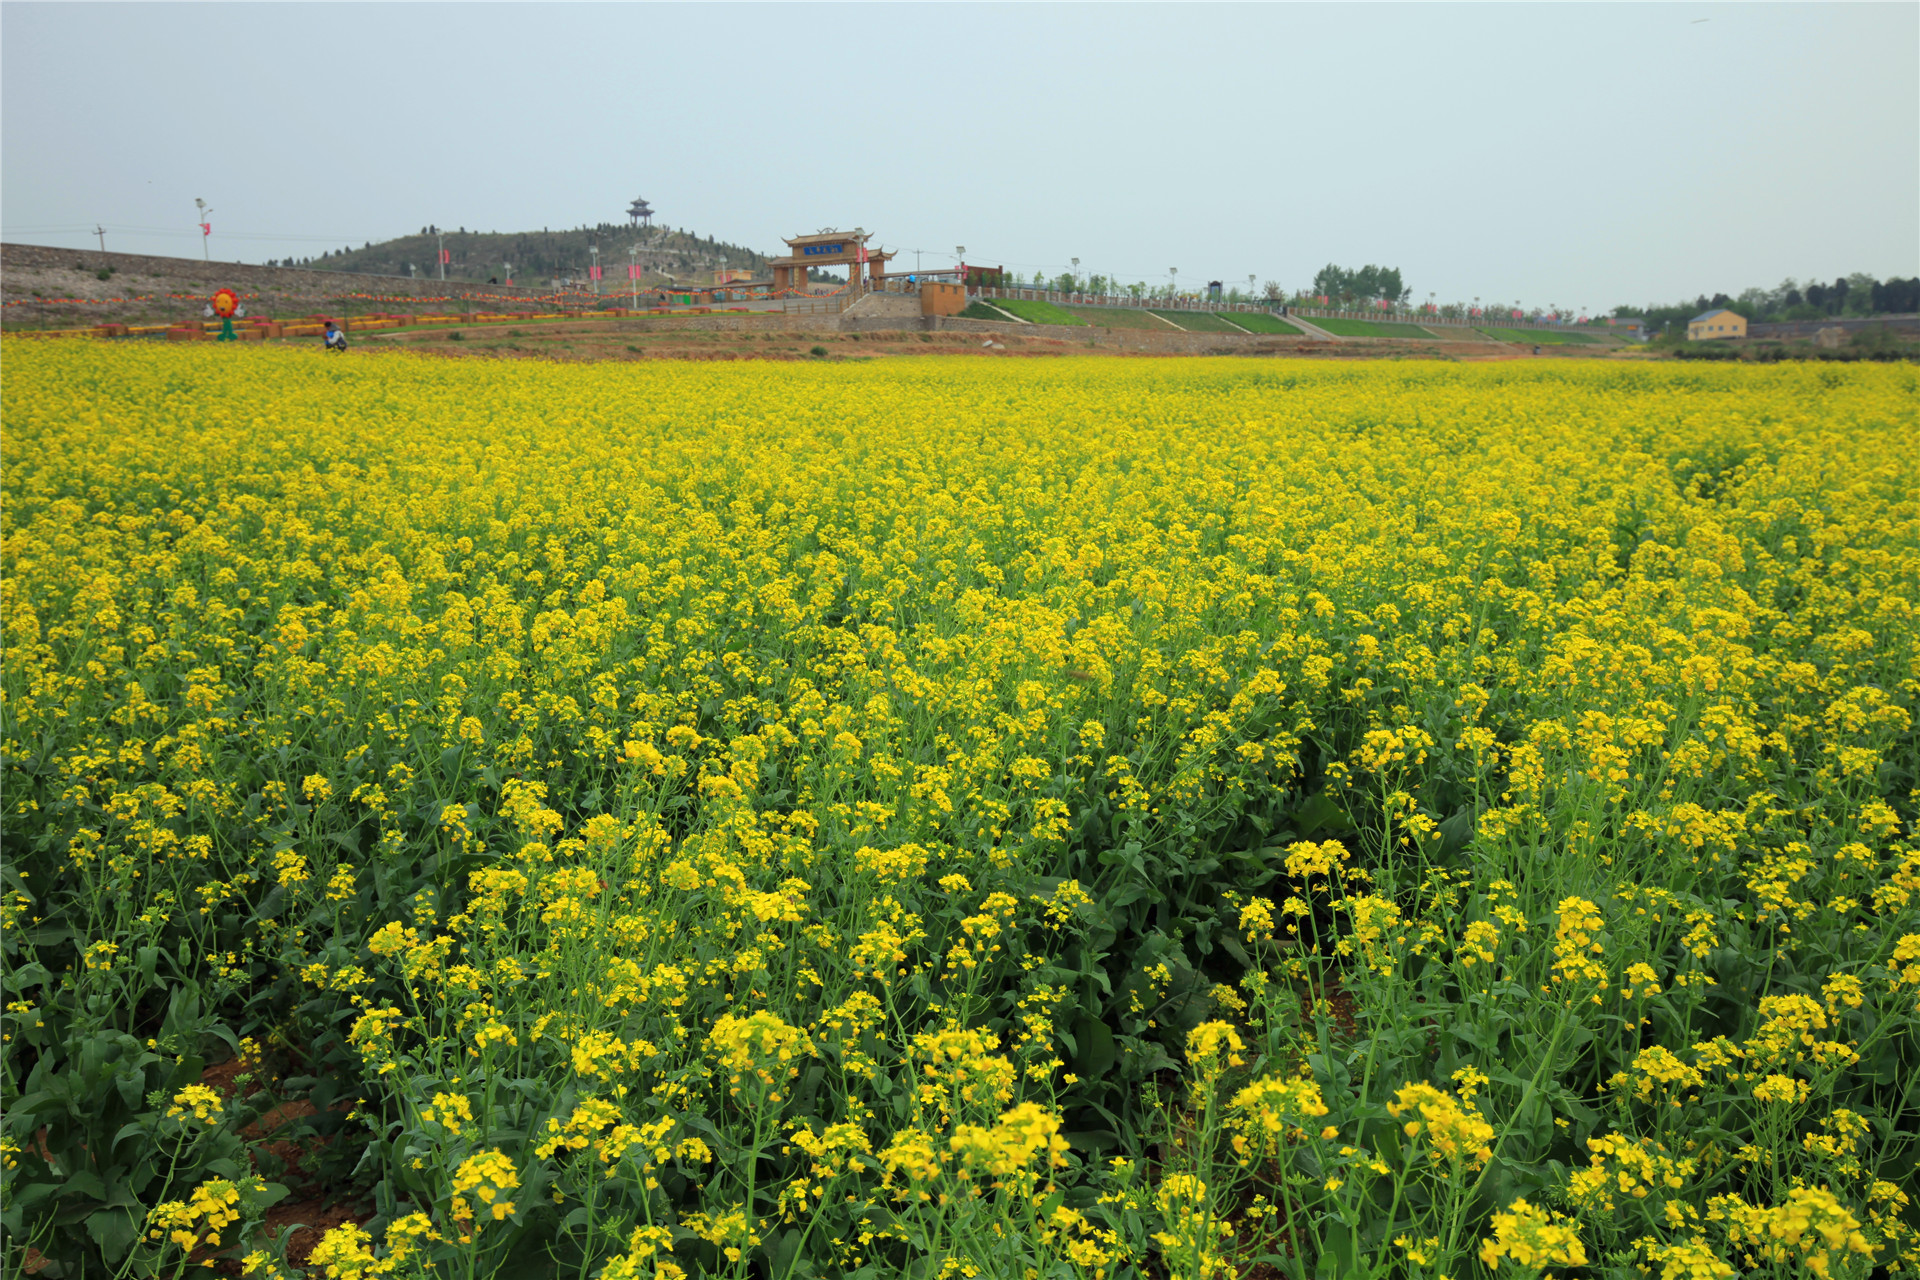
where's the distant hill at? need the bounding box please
[279,222,839,288]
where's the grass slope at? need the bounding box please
[1060,305,1173,330]
[986,298,1087,326]
[1223,313,1303,336]
[1310,317,1440,339]
[1148,310,1247,334]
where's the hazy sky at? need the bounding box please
[4,3,1914,311]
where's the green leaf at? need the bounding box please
[85,1207,139,1261]
[60,1170,109,1203]
[1071,1016,1118,1079]
[1436,806,1476,858]
[9,961,51,989]
[1293,789,1354,838]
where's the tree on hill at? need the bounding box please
[307,223,770,286]
[1311,264,1409,305]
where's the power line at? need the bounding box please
[3,223,427,244]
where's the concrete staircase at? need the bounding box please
[1278,312,1337,341]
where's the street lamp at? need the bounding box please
[590,245,600,296]
[630,245,640,309]
[503,262,512,287]
[1169,268,1177,300]
[194,198,212,262]
[1071,257,1080,292]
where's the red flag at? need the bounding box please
[200,222,211,237]
[439,249,451,265]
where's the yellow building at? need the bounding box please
[1688,308,1747,340]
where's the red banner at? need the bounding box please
[589,266,603,281]
[439,250,451,265]
[627,265,642,280]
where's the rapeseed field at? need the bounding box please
[2,343,1916,1280]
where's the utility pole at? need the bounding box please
[95,224,107,254]
[1169,267,1177,300]
[1071,257,1080,292]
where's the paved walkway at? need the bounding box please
[1277,312,1337,341]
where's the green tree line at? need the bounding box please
[1620,273,1920,333]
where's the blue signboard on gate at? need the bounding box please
[801,243,846,256]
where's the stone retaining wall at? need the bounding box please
[842,292,923,320]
